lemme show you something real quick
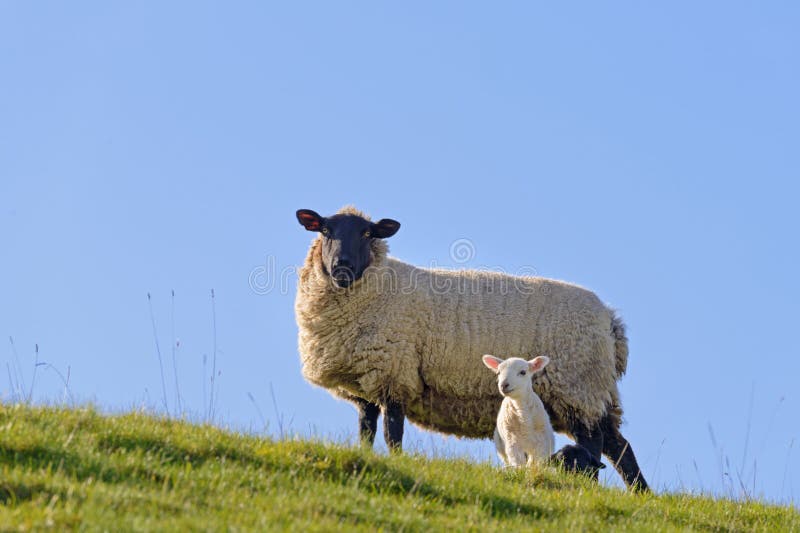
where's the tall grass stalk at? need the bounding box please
[170,289,182,415]
[207,289,218,423]
[26,344,39,404]
[147,293,170,416]
[8,336,26,400]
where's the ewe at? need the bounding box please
[295,206,649,491]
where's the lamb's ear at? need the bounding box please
[371,218,401,239]
[482,354,503,373]
[528,356,550,373]
[296,209,325,232]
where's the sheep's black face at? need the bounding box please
[296,209,401,288]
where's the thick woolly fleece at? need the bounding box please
[295,207,630,438]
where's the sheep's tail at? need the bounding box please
[610,312,629,378]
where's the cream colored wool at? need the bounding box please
[296,206,629,438]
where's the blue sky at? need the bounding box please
[1,2,798,502]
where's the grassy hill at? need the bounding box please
[0,405,797,531]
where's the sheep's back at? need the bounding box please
[409,267,620,432]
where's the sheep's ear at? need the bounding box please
[482,354,502,373]
[528,356,550,373]
[371,218,401,239]
[297,209,325,232]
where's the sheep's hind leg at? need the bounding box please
[600,413,650,492]
[570,421,604,481]
[353,397,380,447]
[383,401,404,453]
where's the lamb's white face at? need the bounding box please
[482,355,550,400]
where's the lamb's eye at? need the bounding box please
[363,230,371,238]
[321,227,329,235]
[519,370,526,376]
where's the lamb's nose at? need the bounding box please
[501,381,510,392]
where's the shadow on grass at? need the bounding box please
[96,434,559,520]
[0,442,167,486]
[266,442,559,521]
[97,433,252,467]
[0,481,62,505]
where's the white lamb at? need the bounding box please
[482,354,555,467]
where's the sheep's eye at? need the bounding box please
[519,370,526,376]
[321,227,329,235]
[363,230,371,238]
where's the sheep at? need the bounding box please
[550,444,606,476]
[482,354,555,467]
[294,206,649,491]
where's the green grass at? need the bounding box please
[0,405,797,531]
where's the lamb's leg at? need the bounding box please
[571,421,604,481]
[383,400,404,452]
[600,413,650,492]
[353,397,380,447]
[493,427,508,465]
[507,447,527,467]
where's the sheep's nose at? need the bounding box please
[336,257,353,270]
[333,260,353,275]
[501,381,510,392]
[332,259,356,287]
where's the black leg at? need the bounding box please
[352,397,380,447]
[570,421,604,481]
[600,414,650,492]
[383,401,405,453]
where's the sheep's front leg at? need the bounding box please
[353,397,381,447]
[383,400,404,452]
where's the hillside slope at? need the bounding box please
[0,405,796,531]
